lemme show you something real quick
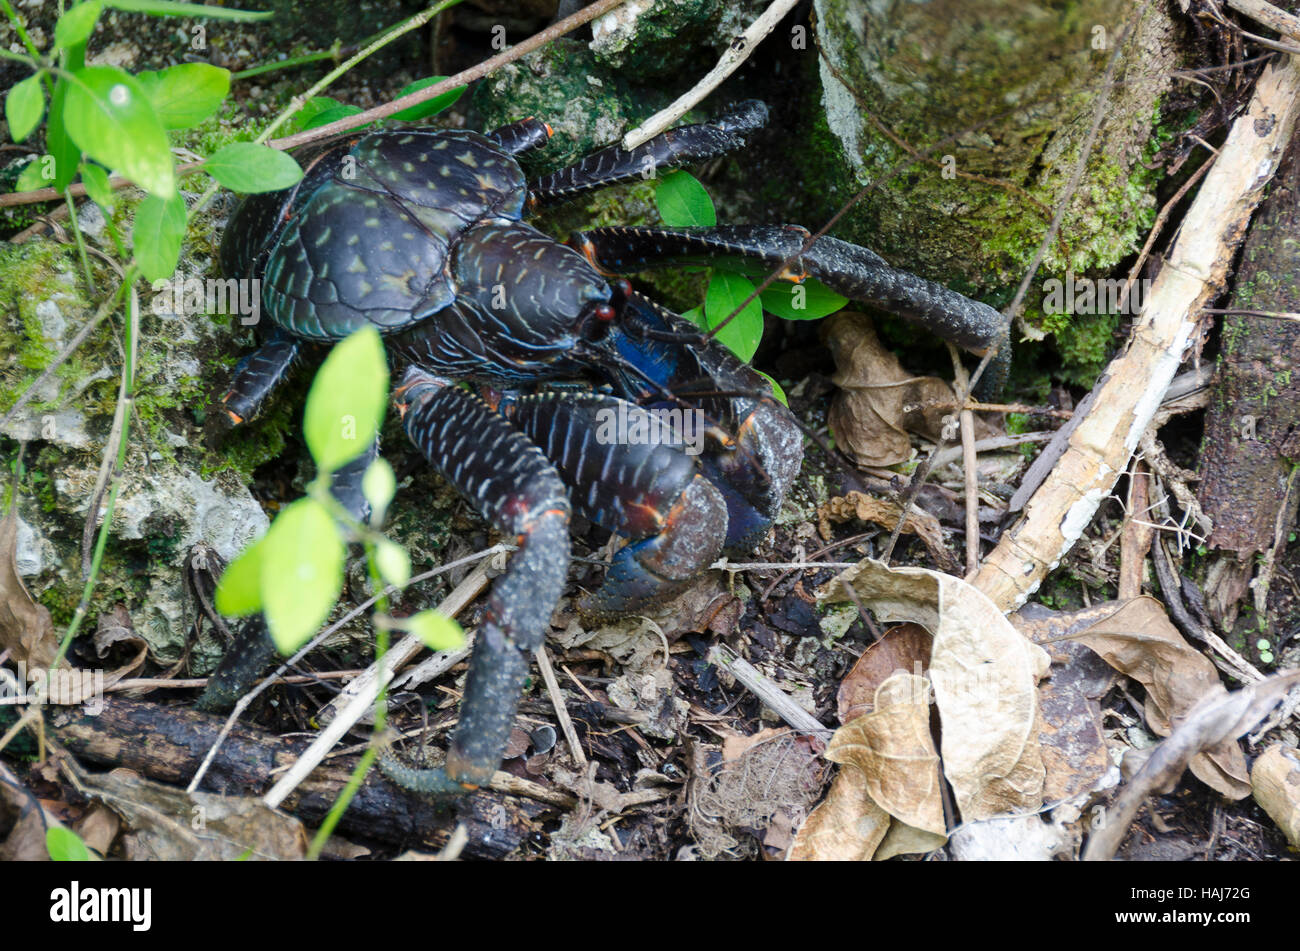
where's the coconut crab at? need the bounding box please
[198,99,1004,794]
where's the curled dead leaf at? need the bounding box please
[818,491,958,573]
[823,312,996,468]
[820,558,1048,820]
[1065,597,1251,798]
[0,508,61,670]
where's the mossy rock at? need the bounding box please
[805,0,1186,319]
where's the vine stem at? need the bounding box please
[51,274,139,670]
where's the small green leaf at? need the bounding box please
[704,270,764,362]
[285,97,344,134]
[46,79,82,192]
[300,103,365,132]
[135,63,230,130]
[15,160,50,192]
[374,538,410,587]
[303,327,388,474]
[6,73,45,142]
[204,142,302,193]
[261,498,345,654]
[361,456,396,524]
[655,170,716,227]
[78,162,114,211]
[46,826,93,861]
[390,77,466,122]
[54,1,103,50]
[62,65,174,198]
[405,610,464,652]
[759,278,848,321]
[215,537,265,617]
[103,0,272,19]
[755,370,788,407]
[133,191,186,282]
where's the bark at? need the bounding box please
[48,697,551,859]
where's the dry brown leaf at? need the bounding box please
[73,803,121,856]
[823,311,996,468]
[1084,669,1300,860]
[837,622,932,723]
[826,672,944,836]
[1012,605,1117,802]
[821,558,1048,820]
[0,508,61,670]
[788,763,889,861]
[1251,744,1300,847]
[875,819,948,861]
[1068,597,1250,798]
[818,492,958,573]
[74,767,307,860]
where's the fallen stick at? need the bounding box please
[974,54,1300,611]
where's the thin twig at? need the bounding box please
[535,644,586,769]
[706,643,828,735]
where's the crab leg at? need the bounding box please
[571,224,1008,358]
[220,328,302,424]
[496,389,727,618]
[388,368,571,792]
[602,292,804,551]
[528,100,769,207]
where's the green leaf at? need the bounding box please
[405,610,464,652]
[214,536,265,617]
[374,538,410,587]
[135,63,230,129]
[133,191,186,282]
[303,327,388,474]
[78,162,114,211]
[204,142,302,193]
[759,278,848,321]
[62,66,174,198]
[54,1,102,50]
[103,0,272,19]
[390,77,466,122]
[655,170,715,227]
[680,305,706,331]
[6,73,45,142]
[361,456,396,524]
[704,270,764,362]
[260,498,345,654]
[755,370,788,407]
[46,826,93,861]
[45,80,81,192]
[299,103,365,132]
[15,159,51,192]
[285,97,344,135]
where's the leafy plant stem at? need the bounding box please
[52,270,139,671]
[231,47,339,81]
[63,187,95,292]
[0,0,42,61]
